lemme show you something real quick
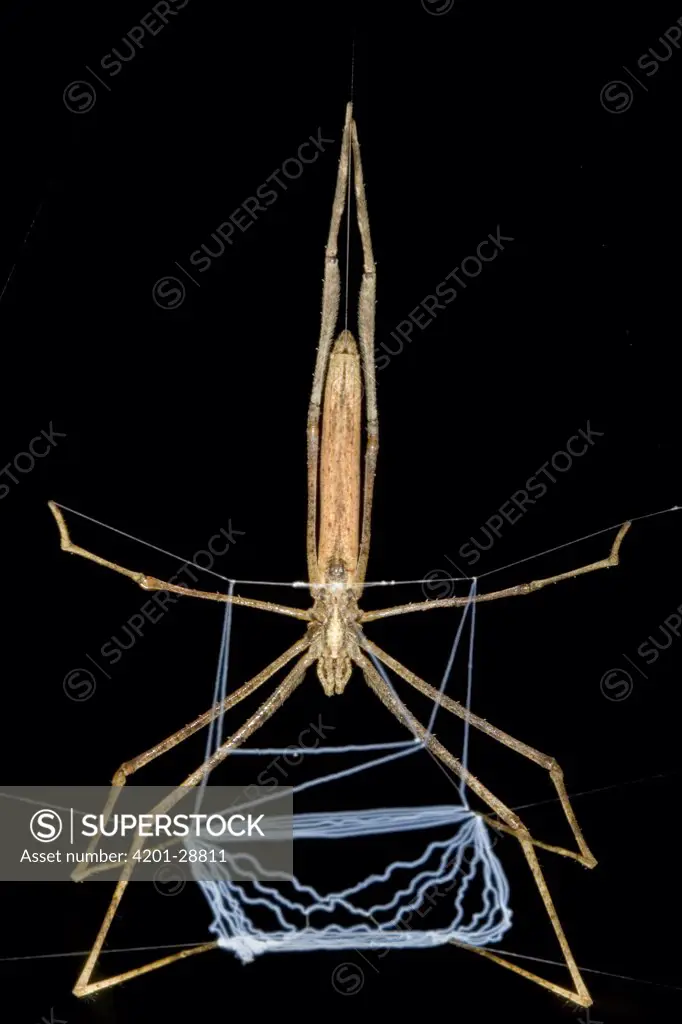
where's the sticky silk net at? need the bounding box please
[188,579,512,963]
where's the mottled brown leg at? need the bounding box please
[360,635,596,867]
[362,522,630,622]
[73,650,315,997]
[49,501,309,621]
[306,104,352,583]
[73,635,312,881]
[355,648,592,1008]
[348,117,378,589]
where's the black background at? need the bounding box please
[1,1,682,1022]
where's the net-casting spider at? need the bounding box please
[49,102,630,1007]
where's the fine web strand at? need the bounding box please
[51,502,682,590]
[194,580,235,813]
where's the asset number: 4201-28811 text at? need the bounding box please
[133,848,232,863]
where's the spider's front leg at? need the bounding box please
[360,635,596,868]
[71,635,313,881]
[354,649,593,1009]
[73,648,315,997]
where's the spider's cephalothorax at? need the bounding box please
[309,562,361,696]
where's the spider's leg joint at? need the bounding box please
[139,574,179,591]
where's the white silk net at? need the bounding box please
[187,579,512,962]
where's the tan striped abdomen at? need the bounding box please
[317,330,362,579]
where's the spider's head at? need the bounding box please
[312,561,359,696]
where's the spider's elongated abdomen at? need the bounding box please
[317,329,362,581]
